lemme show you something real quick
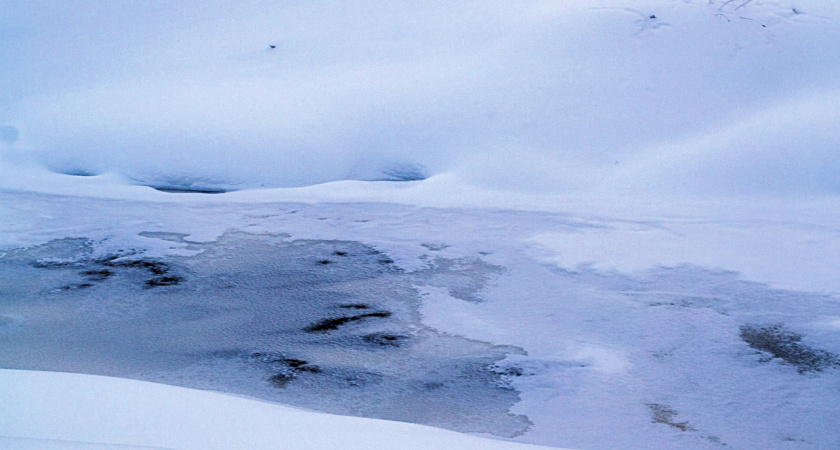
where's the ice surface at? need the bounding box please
[0,231,530,437]
[1,193,839,448]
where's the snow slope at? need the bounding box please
[3,0,840,196]
[0,369,556,450]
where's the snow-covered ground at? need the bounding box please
[0,369,557,449]
[2,1,840,449]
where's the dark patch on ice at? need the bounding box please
[267,373,295,387]
[250,353,323,387]
[144,275,184,288]
[647,403,696,432]
[704,435,726,446]
[96,257,185,288]
[490,365,524,380]
[304,311,392,333]
[316,259,332,265]
[340,303,370,309]
[740,324,840,373]
[0,232,530,437]
[421,381,445,390]
[362,332,409,347]
[81,269,114,281]
[15,240,186,293]
[284,359,319,370]
[421,243,450,251]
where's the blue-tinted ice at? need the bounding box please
[0,232,530,436]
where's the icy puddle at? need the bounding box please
[0,231,530,437]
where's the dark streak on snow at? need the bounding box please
[740,324,840,373]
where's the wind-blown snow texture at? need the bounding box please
[2,0,839,195]
[2,1,840,449]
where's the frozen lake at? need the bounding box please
[2,192,839,448]
[3,0,840,448]
[1,229,529,437]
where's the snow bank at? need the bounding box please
[2,0,839,197]
[0,369,560,450]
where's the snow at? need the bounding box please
[0,369,556,450]
[2,0,840,449]
[4,1,840,196]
